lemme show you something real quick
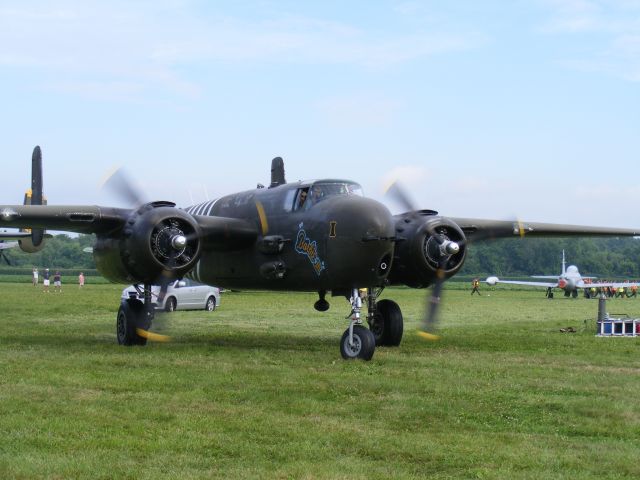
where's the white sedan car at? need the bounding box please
[121,279,221,312]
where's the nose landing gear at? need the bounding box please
[340,288,375,360]
[338,287,405,360]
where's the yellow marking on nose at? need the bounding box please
[256,201,268,235]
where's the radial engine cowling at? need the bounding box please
[94,202,202,284]
[388,213,467,288]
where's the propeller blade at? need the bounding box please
[384,180,417,212]
[418,259,447,341]
[101,167,148,208]
[140,283,172,343]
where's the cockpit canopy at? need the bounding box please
[289,181,364,211]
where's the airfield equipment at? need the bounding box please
[595,294,640,337]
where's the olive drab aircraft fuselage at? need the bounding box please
[183,179,396,293]
[3,148,640,360]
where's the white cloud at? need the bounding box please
[538,0,640,81]
[539,0,602,33]
[316,92,402,128]
[0,1,483,100]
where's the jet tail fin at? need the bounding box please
[19,146,47,253]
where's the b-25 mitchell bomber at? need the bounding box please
[2,147,639,360]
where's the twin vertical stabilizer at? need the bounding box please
[19,146,47,252]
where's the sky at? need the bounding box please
[1,0,639,228]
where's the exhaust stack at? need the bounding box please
[269,157,286,188]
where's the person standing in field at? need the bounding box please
[32,267,39,286]
[471,278,481,296]
[42,268,50,293]
[78,272,85,288]
[53,271,62,293]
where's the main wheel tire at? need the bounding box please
[340,325,375,361]
[117,299,151,346]
[370,299,404,347]
[205,296,216,312]
[165,297,176,312]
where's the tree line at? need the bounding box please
[460,237,640,278]
[1,234,639,279]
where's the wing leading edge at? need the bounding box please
[0,204,258,248]
[450,218,640,241]
[0,205,129,235]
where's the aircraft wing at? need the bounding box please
[0,241,18,250]
[0,205,257,247]
[0,205,129,235]
[450,218,640,242]
[486,278,557,288]
[488,278,640,289]
[0,231,32,240]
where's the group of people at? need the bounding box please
[583,280,638,299]
[32,267,85,292]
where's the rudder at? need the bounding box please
[19,146,47,253]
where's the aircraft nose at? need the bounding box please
[328,195,395,241]
[320,196,395,285]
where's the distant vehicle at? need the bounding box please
[486,250,640,298]
[122,279,220,312]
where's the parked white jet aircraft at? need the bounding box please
[486,250,640,298]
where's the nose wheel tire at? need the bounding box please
[340,325,375,361]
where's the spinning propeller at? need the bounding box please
[102,167,199,342]
[385,181,462,340]
[385,181,527,340]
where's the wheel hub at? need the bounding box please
[344,335,361,356]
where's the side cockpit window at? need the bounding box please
[294,188,310,211]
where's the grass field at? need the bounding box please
[1,283,639,479]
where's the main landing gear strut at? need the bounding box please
[338,287,404,361]
[117,284,154,345]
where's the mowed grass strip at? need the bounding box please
[1,283,639,479]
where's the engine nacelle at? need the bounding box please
[388,213,467,288]
[18,234,46,253]
[94,202,202,284]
